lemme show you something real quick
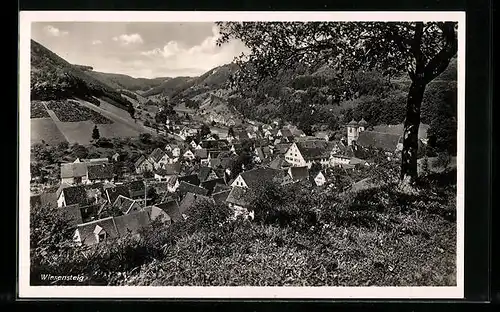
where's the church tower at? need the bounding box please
[358,118,368,132]
[347,119,359,146]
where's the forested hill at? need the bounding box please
[30,40,134,111]
[85,71,170,92]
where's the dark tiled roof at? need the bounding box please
[149,148,166,163]
[60,162,87,179]
[279,129,293,137]
[240,167,282,188]
[210,158,221,168]
[113,195,139,214]
[142,206,171,223]
[200,178,225,195]
[62,204,83,226]
[212,190,231,204]
[105,185,129,204]
[194,148,208,159]
[213,183,231,194]
[87,163,114,180]
[178,181,209,197]
[225,186,251,208]
[274,143,292,154]
[198,166,214,182]
[80,204,98,223]
[356,131,401,152]
[295,141,332,160]
[62,185,88,206]
[372,123,429,139]
[179,192,214,215]
[76,217,119,245]
[113,211,151,237]
[288,166,309,181]
[155,163,181,176]
[155,200,182,222]
[128,180,146,198]
[178,174,200,186]
[30,192,57,208]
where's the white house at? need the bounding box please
[313,171,327,186]
[148,148,170,170]
[183,150,196,161]
[330,154,352,167]
[284,141,332,169]
[135,155,154,174]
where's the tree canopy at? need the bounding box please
[217,21,458,183]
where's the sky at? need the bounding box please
[31,22,249,78]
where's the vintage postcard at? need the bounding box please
[18,11,465,299]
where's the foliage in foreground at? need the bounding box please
[30,168,457,287]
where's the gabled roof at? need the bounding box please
[274,143,292,154]
[179,192,214,215]
[113,211,151,237]
[155,200,182,222]
[239,167,282,188]
[269,156,291,170]
[178,181,209,197]
[149,148,166,163]
[128,180,146,198]
[105,185,130,204]
[61,185,88,206]
[213,183,231,194]
[198,166,214,182]
[295,141,332,160]
[288,166,309,181]
[200,178,225,195]
[87,163,114,180]
[226,186,251,208]
[30,192,57,209]
[356,131,401,152]
[194,148,208,159]
[76,217,119,245]
[372,123,430,140]
[279,129,293,137]
[142,206,171,223]
[134,155,151,168]
[113,195,139,214]
[155,163,181,176]
[178,174,200,186]
[60,162,87,179]
[212,190,231,205]
[62,204,84,226]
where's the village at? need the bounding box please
[30,109,437,247]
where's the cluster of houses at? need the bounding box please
[31,117,431,247]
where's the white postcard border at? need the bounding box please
[18,11,466,299]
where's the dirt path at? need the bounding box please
[43,103,73,143]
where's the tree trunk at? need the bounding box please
[400,79,426,183]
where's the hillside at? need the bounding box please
[30,39,134,111]
[86,71,170,92]
[141,63,239,100]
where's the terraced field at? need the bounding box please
[30,101,50,118]
[46,100,113,124]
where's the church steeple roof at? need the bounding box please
[347,119,359,126]
[359,118,368,125]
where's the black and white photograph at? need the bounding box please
[19,11,465,299]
